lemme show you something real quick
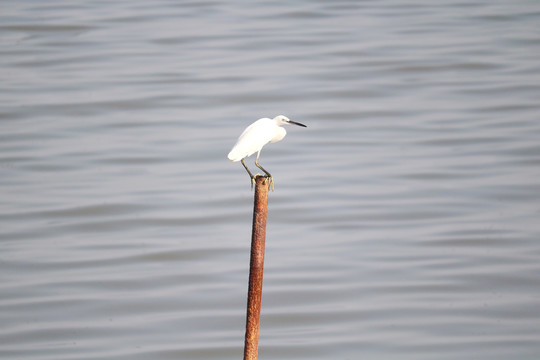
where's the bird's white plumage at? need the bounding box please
[228,117,286,161]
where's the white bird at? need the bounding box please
[228,115,306,189]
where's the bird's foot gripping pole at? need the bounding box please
[254,161,273,191]
[266,176,274,192]
[241,159,273,191]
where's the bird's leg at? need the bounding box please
[241,158,256,190]
[255,152,274,191]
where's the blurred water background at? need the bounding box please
[2,1,540,359]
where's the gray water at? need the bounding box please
[2,1,540,359]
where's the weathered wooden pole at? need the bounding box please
[243,175,270,360]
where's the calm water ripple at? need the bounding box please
[2,0,540,359]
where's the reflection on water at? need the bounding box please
[1,1,540,359]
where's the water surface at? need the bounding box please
[1,1,540,359]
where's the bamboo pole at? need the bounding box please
[243,175,270,360]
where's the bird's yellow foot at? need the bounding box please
[267,176,274,191]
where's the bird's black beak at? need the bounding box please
[289,120,307,127]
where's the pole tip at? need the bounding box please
[254,175,273,191]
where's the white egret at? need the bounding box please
[228,115,306,189]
